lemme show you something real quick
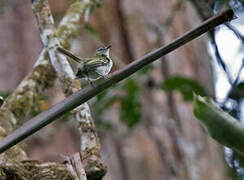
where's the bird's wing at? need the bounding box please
[84,58,107,70]
[76,59,106,78]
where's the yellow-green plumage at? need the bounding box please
[57,46,113,81]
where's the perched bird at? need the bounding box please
[57,46,113,82]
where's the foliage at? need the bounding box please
[94,73,207,129]
[120,78,141,128]
[93,77,142,129]
[160,75,207,101]
[93,65,153,129]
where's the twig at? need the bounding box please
[221,59,244,106]
[64,153,87,180]
[164,0,184,30]
[211,32,233,85]
[225,23,244,43]
[0,9,234,154]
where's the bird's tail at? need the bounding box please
[57,47,81,63]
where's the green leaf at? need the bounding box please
[193,95,244,155]
[160,75,207,101]
[120,78,141,128]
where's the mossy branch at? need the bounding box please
[194,95,244,155]
[23,0,106,179]
[31,0,106,178]
[0,0,101,171]
[0,0,101,132]
[0,9,234,154]
[0,160,74,180]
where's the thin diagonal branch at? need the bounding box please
[32,0,76,94]
[0,9,234,155]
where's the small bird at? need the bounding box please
[57,46,113,82]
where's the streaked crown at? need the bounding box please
[95,45,111,58]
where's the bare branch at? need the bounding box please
[64,153,87,180]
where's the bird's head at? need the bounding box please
[95,45,111,58]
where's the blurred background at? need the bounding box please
[1,0,244,179]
